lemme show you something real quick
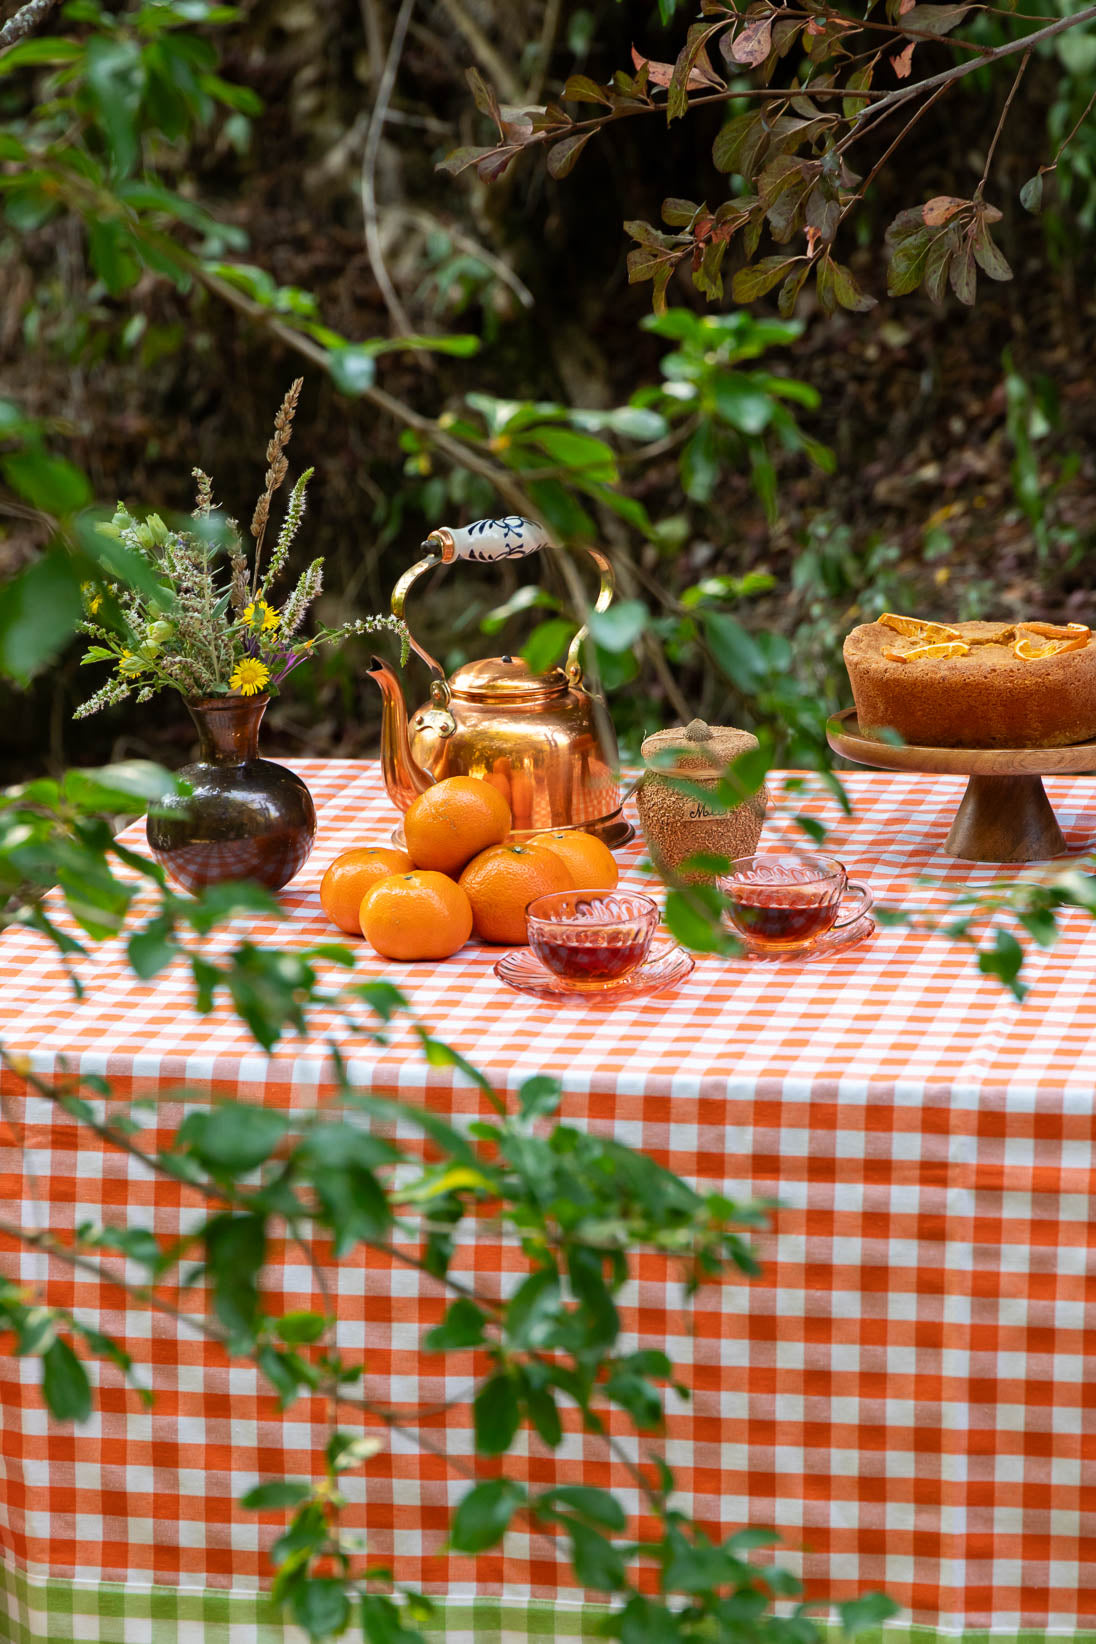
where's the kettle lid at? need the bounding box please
[450,654,568,702]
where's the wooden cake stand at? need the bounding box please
[826,708,1096,862]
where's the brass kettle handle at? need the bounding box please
[390,516,615,690]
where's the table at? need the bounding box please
[1,759,1095,1644]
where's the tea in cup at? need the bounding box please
[526,889,660,987]
[719,854,873,954]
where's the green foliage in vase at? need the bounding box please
[74,381,409,717]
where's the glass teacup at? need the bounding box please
[719,854,873,954]
[526,889,660,988]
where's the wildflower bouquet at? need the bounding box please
[75,380,407,719]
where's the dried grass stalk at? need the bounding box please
[250,377,303,592]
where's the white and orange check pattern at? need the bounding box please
[1,758,1096,1642]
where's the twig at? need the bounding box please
[976,48,1030,200]
[527,0,561,104]
[387,204,535,308]
[1050,81,1096,169]
[838,78,953,214]
[436,0,521,104]
[0,0,60,51]
[360,0,416,337]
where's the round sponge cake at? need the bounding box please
[843,620,1096,749]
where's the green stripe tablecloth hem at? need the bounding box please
[2,1565,1095,1644]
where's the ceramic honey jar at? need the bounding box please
[636,718,767,879]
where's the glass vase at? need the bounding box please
[146,695,316,894]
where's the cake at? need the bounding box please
[843,614,1096,749]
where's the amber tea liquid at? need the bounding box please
[530,931,650,982]
[725,881,840,950]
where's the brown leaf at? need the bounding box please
[890,42,915,76]
[634,38,723,94]
[922,195,968,226]
[562,74,613,106]
[949,241,977,304]
[546,133,592,179]
[729,15,774,65]
[972,219,1013,281]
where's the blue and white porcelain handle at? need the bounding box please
[424,515,552,564]
[396,517,615,686]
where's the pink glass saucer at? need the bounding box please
[733,913,877,963]
[494,941,695,1001]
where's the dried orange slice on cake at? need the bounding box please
[882,641,970,663]
[1014,633,1089,660]
[1018,621,1089,640]
[879,612,962,642]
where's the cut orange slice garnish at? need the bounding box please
[1016,621,1090,641]
[1014,634,1088,660]
[879,612,961,641]
[883,641,970,663]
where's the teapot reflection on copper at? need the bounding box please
[366,515,633,846]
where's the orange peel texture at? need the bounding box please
[883,641,970,663]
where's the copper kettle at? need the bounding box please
[366,516,633,846]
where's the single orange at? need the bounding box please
[320,846,415,935]
[458,844,573,946]
[528,830,619,892]
[359,870,474,962]
[403,776,512,876]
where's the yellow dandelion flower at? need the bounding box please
[229,659,271,697]
[261,604,280,631]
[81,581,102,615]
[243,600,280,632]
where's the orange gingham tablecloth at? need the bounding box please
[1,758,1096,1643]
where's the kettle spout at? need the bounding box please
[366,656,435,813]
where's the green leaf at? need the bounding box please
[449,1477,526,1553]
[241,1479,313,1510]
[831,262,878,312]
[587,600,648,653]
[63,761,180,812]
[504,1268,561,1350]
[535,1485,627,1531]
[275,1310,327,1344]
[360,1594,426,1644]
[680,419,718,504]
[949,242,977,305]
[1019,172,1045,214]
[665,886,733,955]
[840,1593,901,1638]
[0,549,83,684]
[712,111,765,177]
[2,451,91,515]
[731,256,797,304]
[522,425,617,482]
[84,36,145,178]
[977,927,1027,999]
[710,375,773,434]
[972,221,1012,282]
[41,1338,92,1423]
[0,38,82,74]
[522,618,576,675]
[189,1102,289,1174]
[328,345,377,396]
[204,1213,265,1344]
[518,1074,561,1121]
[702,611,765,691]
[127,924,179,980]
[87,219,141,297]
[376,333,480,358]
[563,74,613,105]
[292,1577,350,1640]
[567,1520,625,1590]
[473,1372,520,1454]
[423,1298,488,1352]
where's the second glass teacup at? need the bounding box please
[718,853,873,955]
[526,889,660,988]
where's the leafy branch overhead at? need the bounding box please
[441,0,1096,314]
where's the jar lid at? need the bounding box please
[641,718,759,774]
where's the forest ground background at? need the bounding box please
[2,0,1094,782]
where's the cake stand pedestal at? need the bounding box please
[826,708,1096,863]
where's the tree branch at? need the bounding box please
[0,0,60,52]
[360,0,416,337]
[976,48,1031,199]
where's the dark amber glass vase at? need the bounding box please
[146,695,316,894]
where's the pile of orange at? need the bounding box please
[319,776,619,962]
